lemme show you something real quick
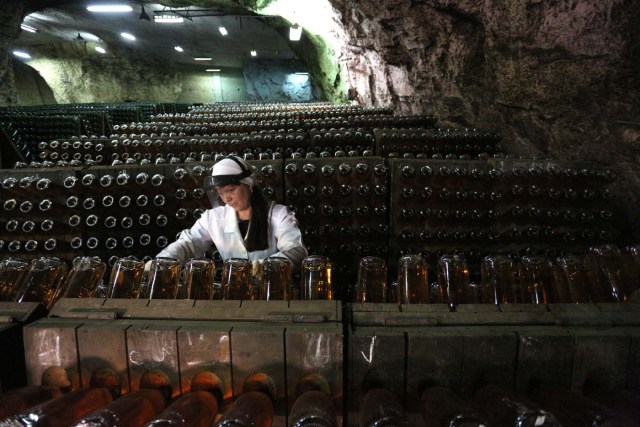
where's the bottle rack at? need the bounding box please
[35,133,312,166]
[283,157,390,299]
[309,128,375,156]
[374,128,503,159]
[389,158,618,272]
[0,113,83,160]
[0,159,281,267]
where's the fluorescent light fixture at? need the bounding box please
[154,14,184,23]
[205,69,221,72]
[194,57,212,61]
[295,72,309,75]
[20,24,37,33]
[87,4,133,12]
[120,32,136,41]
[174,46,184,52]
[289,24,302,41]
[250,50,257,57]
[95,46,106,54]
[13,51,31,59]
[219,27,228,36]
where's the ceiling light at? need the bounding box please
[13,51,31,59]
[87,4,133,13]
[20,24,37,33]
[139,5,151,21]
[295,72,309,75]
[174,46,184,52]
[219,27,228,36]
[289,24,302,41]
[120,32,136,41]
[250,50,257,57]
[205,69,221,72]
[95,46,106,54]
[154,14,184,23]
[194,57,212,61]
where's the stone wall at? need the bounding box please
[243,59,316,101]
[331,0,640,242]
[0,1,28,105]
[13,60,56,105]
[26,42,183,103]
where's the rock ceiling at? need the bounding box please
[16,1,298,69]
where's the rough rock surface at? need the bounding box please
[243,59,316,101]
[26,42,183,103]
[329,0,640,241]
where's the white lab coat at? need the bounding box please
[158,201,307,267]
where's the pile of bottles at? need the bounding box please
[353,244,640,305]
[391,158,618,267]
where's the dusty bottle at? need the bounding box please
[474,383,561,426]
[582,387,640,425]
[139,369,174,403]
[289,373,336,427]
[71,389,166,427]
[215,391,273,427]
[420,386,488,427]
[359,388,408,427]
[0,385,61,419]
[528,383,627,427]
[143,391,218,427]
[4,387,113,427]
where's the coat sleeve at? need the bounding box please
[157,211,215,263]
[269,204,308,269]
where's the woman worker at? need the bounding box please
[156,155,308,269]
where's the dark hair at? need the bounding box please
[246,187,269,252]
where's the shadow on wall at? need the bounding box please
[13,61,56,105]
[243,59,318,102]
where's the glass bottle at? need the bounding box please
[474,383,562,427]
[5,387,113,427]
[359,388,408,427]
[144,391,218,427]
[72,389,166,427]
[420,386,489,427]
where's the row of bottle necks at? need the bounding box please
[0,181,616,208]
[1,171,617,198]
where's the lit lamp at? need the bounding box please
[289,24,302,41]
[154,14,184,23]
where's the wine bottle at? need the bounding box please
[582,387,640,425]
[142,391,218,427]
[4,387,113,427]
[528,383,626,427]
[359,388,408,427]
[474,383,561,426]
[71,389,166,427]
[139,369,173,404]
[289,391,336,427]
[215,391,273,427]
[0,385,61,420]
[420,386,488,427]
[289,373,336,427]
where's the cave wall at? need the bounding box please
[329,0,640,242]
[0,1,28,105]
[243,59,316,101]
[25,42,183,103]
[13,60,56,105]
